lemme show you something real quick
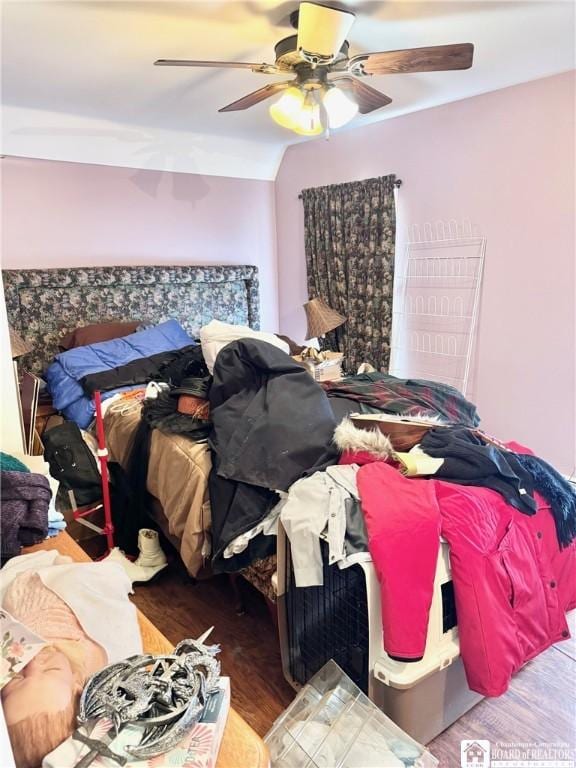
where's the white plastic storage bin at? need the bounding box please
[276,524,483,745]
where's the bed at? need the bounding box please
[103,402,212,577]
[3,265,261,578]
[3,265,260,374]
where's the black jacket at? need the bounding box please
[421,427,538,515]
[80,345,207,395]
[209,339,338,490]
[209,339,339,572]
[421,427,576,548]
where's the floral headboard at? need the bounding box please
[3,265,260,374]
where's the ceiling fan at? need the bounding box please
[154,2,474,136]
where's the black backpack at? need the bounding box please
[43,422,102,506]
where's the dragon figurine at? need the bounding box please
[72,629,221,767]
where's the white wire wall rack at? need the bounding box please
[389,220,486,396]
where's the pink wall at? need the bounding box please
[275,72,575,474]
[0,157,279,329]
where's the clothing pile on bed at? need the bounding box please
[203,341,576,698]
[44,319,199,428]
[322,372,480,425]
[208,367,483,574]
[44,319,214,552]
[120,349,211,553]
[268,377,576,698]
[341,430,575,696]
[208,337,340,572]
[43,319,294,562]
[42,317,576,699]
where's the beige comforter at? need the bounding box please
[104,406,211,577]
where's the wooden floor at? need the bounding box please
[130,558,576,765]
[429,644,576,765]
[130,558,296,737]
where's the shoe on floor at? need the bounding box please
[104,546,167,584]
[134,528,168,570]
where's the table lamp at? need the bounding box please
[303,297,346,350]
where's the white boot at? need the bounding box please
[103,547,166,585]
[135,528,168,571]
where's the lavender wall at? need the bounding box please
[275,72,575,474]
[0,157,279,329]
[2,74,574,471]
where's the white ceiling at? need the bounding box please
[1,1,574,179]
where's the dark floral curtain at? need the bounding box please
[302,174,396,373]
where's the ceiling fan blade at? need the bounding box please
[219,81,293,112]
[350,43,474,75]
[297,2,355,60]
[154,59,280,74]
[331,76,392,114]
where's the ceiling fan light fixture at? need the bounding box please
[156,5,473,126]
[322,86,358,129]
[269,86,306,129]
[297,2,355,61]
[291,95,324,136]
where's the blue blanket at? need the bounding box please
[45,320,193,428]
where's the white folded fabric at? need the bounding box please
[0,551,142,663]
[199,319,289,374]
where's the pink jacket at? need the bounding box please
[353,457,576,696]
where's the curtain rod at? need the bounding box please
[298,178,402,199]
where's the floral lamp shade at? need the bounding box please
[8,327,32,359]
[303,298,346,340]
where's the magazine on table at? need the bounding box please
[42,677,231,768]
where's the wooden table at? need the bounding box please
[24,532,270,768]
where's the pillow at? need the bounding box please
[200,319,289,374]
[59,321,140,350]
